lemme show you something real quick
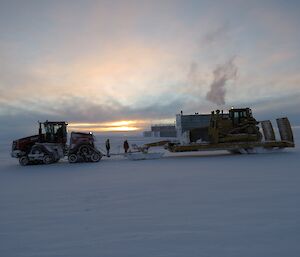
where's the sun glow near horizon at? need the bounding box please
[68,120,145,132]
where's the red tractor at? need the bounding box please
[11,121,102,166]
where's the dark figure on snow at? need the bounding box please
[123,140,129,153]
[105,139,110,157]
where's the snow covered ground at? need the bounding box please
[0,129,299,257]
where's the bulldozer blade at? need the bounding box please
[261,120,276,141]
[276,117,294,143]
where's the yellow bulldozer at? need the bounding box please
[208,108,262,144]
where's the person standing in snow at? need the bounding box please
[105,139,110,157]
[123,140,129,153]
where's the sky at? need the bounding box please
[0,0,300,139]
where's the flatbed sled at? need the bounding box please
[167,140,294,153]
[126,152,164,160]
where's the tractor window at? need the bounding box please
[44,124,53,134]
[54,125,61,134]
[44,124,64,135]
[55,124,66,137]
[234,112,239,119]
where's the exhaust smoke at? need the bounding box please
[206,57,238,105]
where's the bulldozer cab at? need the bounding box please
[229,108,252,126]
[39,121,68,144]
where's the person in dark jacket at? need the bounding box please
[123,140,129,153]
[105,139,110,157]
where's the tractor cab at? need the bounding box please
[39,121,68,144]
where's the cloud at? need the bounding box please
[201,23,230,47]
[186,62,208,92]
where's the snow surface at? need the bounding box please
[0,130,300,257]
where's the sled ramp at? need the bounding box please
[261,120,276,141]
[276,117,294,143]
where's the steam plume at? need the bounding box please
[206,57,238,105]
